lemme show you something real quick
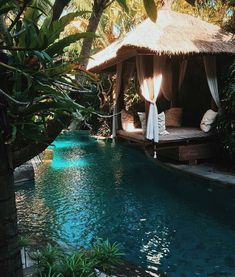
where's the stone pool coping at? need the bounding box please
[145,149,235,188]
[92,134,235,188]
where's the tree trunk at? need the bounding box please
[13,114,71,168]
[52,0,71,21]
[0,135,22,277]
[79,3,106,69]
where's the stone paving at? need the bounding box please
[164,161,235,186]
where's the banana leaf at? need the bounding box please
[46,32,97,57]
[44,63,80,77]
[40,11,88,47]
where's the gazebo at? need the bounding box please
[87,6,235,162]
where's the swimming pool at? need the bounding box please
[16,131,235,276]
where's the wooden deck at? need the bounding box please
[117,127,216,162]
[117,127,213,145]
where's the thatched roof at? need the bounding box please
[87,7,235,72]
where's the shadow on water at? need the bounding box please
[16,131,235,276]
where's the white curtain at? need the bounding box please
[203,56,220,109]
[178,59,188,90]
[112,62,123,138]
[136,56,162,142]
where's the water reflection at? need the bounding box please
[16,131,235,276]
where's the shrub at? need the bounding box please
[216,60,235,161]
[29,239,124,276]
[90,239,124,274]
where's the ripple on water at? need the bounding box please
[16,131,235,276]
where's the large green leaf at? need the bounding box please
[23,0,52,22]
[143,0,157,22]
[46,32,97,57]
[34,82,64,96]
[17,22,44,49]
[0,1,93,148]
[40,11,88,47]
[44,63,79,77]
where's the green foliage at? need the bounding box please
[91,239,123,274]
[0,0,94,151]
[68,0,158,52]
[124,75,141,111]
[46,32,96,57]
[216,60,235,161]
[41,11,89,49]
[19,236,30,248]
[29,240,123,276]
[172,0,235,31]
[29,244,61,269]
[58,252,96,277]
[39,266,63,277]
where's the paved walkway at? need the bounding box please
[144,148,235,187]
[166,162,235,186]
[152,157,235,187]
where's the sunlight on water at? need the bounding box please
[16,131,235,276]
[51,155,89,170]
[49,139,94,149]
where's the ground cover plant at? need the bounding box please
[28,240,123,277]
[217,61,235,162]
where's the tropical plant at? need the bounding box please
[124,75,142,111]
[0,0,96,275]
[29,244,61,269]
[19,235,31,268]
[39,266,63,277]
[94,0,146,50]
[216,61,235,161]
[29,240,123,276]
[173,0,235,31]
[90,239,123,274]
[70,0,159,68]
[58,252,97,277]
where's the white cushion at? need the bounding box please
[137,112,169,135]
[200,109,218,132]
[158,112,169,135]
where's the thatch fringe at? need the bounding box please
[87,8,235,72]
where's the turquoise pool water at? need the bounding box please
[16,131,235,276]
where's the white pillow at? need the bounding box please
[200,109,218,132]
[158,112,169,135]
[138,112,169,135]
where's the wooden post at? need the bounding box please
[153,141,157,159]
[171,57,180,107]
[117,80,125,130]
